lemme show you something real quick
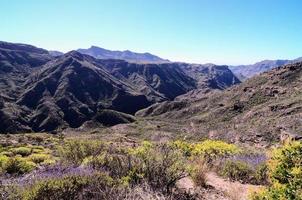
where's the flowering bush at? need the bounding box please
[250,141,302,200]
[192,140,241,162]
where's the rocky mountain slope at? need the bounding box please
[77,45,169,63]
[137,62,302,146]
[0,41,240,133]
[230,57,302,80]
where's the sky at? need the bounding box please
[1,0,302,65]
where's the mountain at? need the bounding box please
[0,41,52,73]
[49,50,64,57]
[0,41,53,100]
[230,57,302,80]
[137,61,302,146]
[77,46,169,63]
[0,41,240,133]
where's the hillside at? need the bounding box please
[136,62,302,146]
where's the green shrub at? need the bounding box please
[3,156,36,174]
[129,142,188,193]
[22,173,117,200]
[85,141,188,194]
[0,155,9,173]
[0,151,14,157]
[28,154,50,164]
[254,164,268,185]
[58,139,104,165]
[220,160,253,182]
[250,141,302,200]
[11,147,32,157]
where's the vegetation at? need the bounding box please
[250,141,302,200]
[1,133,299,200]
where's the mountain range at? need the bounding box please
[230,57,302,80]
[1,40,301,145]
[77,46,169,63]
[0,41,239,133]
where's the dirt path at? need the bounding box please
[205,172,263,200]
[176,172,263,200]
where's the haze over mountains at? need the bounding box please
[77,45,169,63]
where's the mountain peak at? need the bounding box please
[64,50,85,61]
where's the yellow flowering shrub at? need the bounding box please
[192,140,241,162]
[250,141,302,200]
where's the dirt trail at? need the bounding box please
[177,172,263,200]
[205,172,263,200]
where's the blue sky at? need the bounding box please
[1,0,302,65]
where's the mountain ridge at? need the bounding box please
[230,57,302,80]
[77,45,169,63]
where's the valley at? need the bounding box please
[0,41,301,200]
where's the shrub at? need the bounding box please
[129,142,188,193]
[220,160,252,183]
[192,140,241,163]
[86,141,188,194]
[250,141,302,200]
[0,151,14,157]
[3,156,36,174]
[28,154,50,164]
[0,183,22,200]
[171,140,193,157]
[254,164,268,185]
[22,173,121,200]
[58,139,104,165]
[0,155,9,173]
[0,155,9,167]
[190,159,208,187]
[11,147,32,157]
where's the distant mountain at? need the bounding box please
[230,57,302,80]
[137,61,302,146]
[49,50,64,57]
[77,46,169,63]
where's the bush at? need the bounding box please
[190,159,208,187]
[86,141,188,194]
[220,160,253,183]
[254,164,268,185]
[0,155,9,173]
[250,141,302,200]
[171,140,193,157]
[192,140,241,162]
[22,173,123,200]
[58,139,104,165]
[129,142,188,193]
[28,154,50,164]
[3,156,36,174]
[11,147,32,157]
